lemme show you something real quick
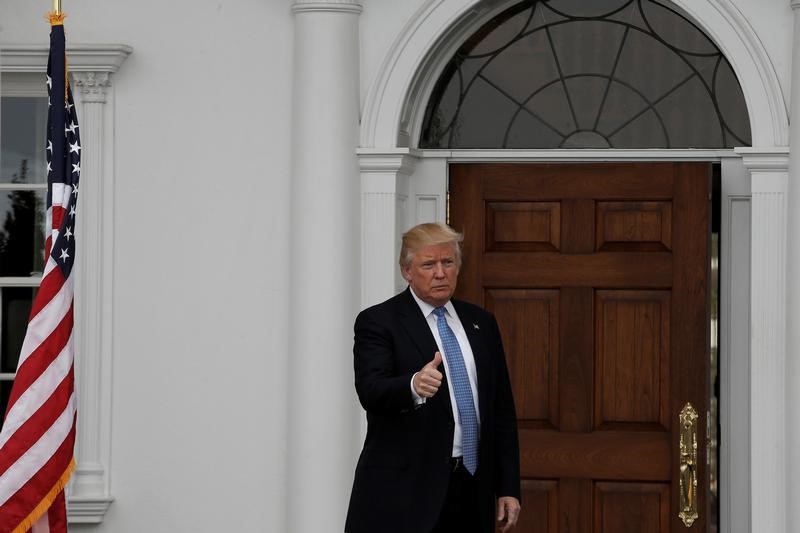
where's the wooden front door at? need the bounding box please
[450,163,710,533]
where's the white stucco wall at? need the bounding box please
[1,1,294,532]
[0,0,797,532]
[359,0,427,109]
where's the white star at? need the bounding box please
[72,184,79,196]
[46,75,52,89]
[68,121,79,134]
[69,205,76,217]
[65,101,73,112]
[46,161,52,174]
[59,248,70,262]
[72,163,81,174]
[69,141,81,155]
[47,140,53,152]
[64,226,73,240]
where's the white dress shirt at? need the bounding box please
[408,288,481,457]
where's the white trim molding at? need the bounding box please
[785,6,800,533]
[291,2,363,15]
[718,155,752,533]
[1,43,131,524]
[1,44,132,73]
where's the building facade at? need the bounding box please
[0,0,797,531]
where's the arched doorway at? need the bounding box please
[358,1,789,532]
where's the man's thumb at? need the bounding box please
[430,351,443,368]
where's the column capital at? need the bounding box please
[735,146,790,172]
[792,0,800,10]
[357,148,420,175]
[292,0,362,15]
[72,71,112,104]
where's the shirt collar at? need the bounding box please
[408,286,456,319]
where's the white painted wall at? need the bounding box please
[1,1,293,532]
[359,0,427,109]
[0,0,797,532]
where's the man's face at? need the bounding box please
[402,243,460,307]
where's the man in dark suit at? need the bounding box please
[345,223,521,533]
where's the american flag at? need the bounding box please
[0,16,79,533]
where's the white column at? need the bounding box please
[68,69,116,523]
[737,148,789,533]
[288,2,362,532]
[786,3,800,532]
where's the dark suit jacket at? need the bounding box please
[345,288,520,533]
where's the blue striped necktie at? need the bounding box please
[434,306,479,475]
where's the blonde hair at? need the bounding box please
[399,223,463,268]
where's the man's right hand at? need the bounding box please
[413,352,443,398]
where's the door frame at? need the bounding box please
[357,148,756,532]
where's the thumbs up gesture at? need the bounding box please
[413,352,443,398]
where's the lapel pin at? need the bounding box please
[473,323,480,330]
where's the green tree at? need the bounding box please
[0,159,44,276]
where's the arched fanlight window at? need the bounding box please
[420,0,751,149]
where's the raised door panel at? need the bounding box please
[595,290,670,430]
[594,482,670,533]
[486,201,561,252]
[517,480,559,532]
[596,201,672,252]
[486,289,559,427]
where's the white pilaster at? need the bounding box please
[786,3,800,532]
[288,2,362,532]
[737,147,789,533]
[358,149,418,307]
[69,68,114,522]
[69,57,128,523]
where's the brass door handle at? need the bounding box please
[679,402,699,527]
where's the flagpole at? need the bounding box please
[53,0,61,14]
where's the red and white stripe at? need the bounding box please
[0,251,76,532]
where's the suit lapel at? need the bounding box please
[397,288,439,366]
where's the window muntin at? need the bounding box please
[0,87,48,426]
[420,0,752,149]
[0,286,36,416]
